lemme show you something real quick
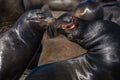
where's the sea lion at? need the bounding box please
[0,5,54,80]
[25,12,120,80]
[0,0,44,70]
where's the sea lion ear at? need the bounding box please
[62,23,76,30]
[41,5,53,17]
[41,5,50,12]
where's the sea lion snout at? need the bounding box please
[27,15,55,31]
[25,5,55,30]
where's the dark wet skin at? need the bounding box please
[0,5,55,80]
[25,11,120,80]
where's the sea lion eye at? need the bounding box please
[36,13,45,19]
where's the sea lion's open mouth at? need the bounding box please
[47,22,76,38]
[61,23,76,30]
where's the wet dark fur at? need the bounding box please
[0,6,54,80]
[25,13,120,80]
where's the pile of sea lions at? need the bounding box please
[0,0,120,80]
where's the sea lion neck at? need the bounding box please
[75,20,120,55]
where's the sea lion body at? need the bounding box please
[25,13,120,80]
[0,6,54,80]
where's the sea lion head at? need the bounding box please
[26,5,55,31]
[48,12,88,42]
[73,0,104,21]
